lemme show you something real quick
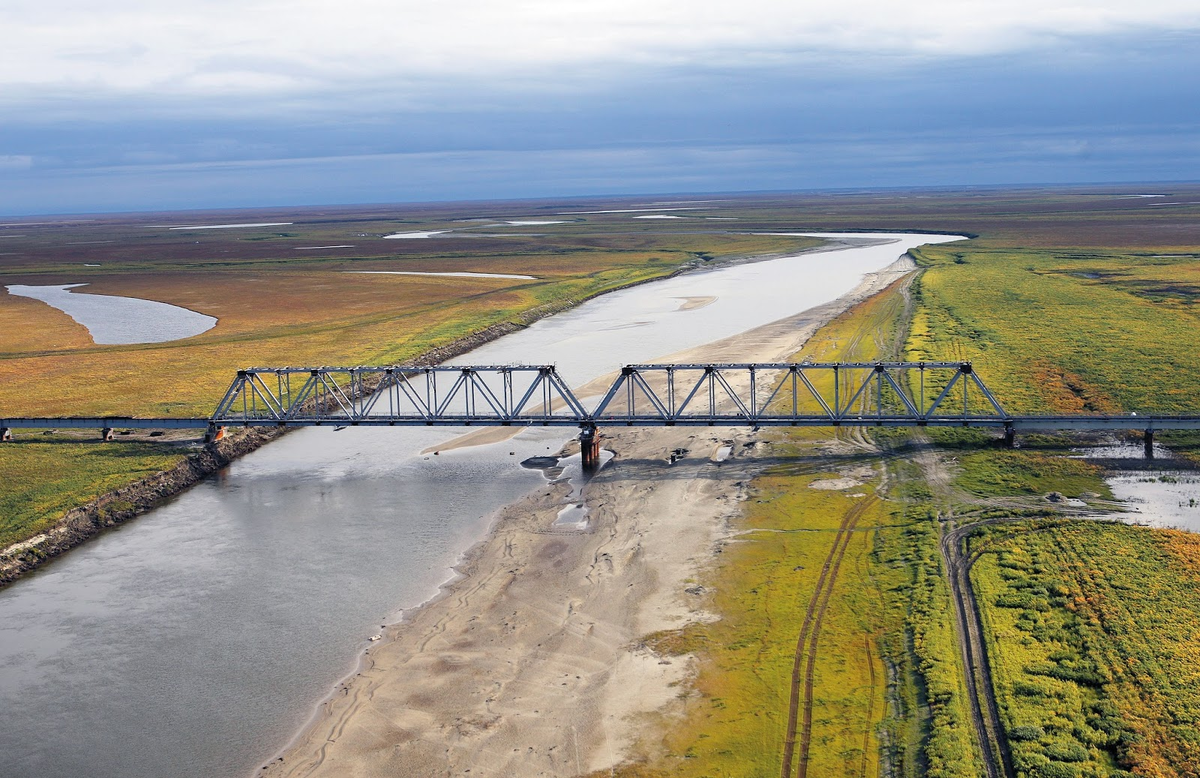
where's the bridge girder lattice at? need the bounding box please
[210,362,1008,428]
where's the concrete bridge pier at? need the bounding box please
[100,427,115,442]
[579,424,601,473]
[1003,424,1015,449]
[0,427,11,442]
[1144,429,1155,460]
[204,425,227,444]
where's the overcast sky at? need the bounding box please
[2,0,1199,215]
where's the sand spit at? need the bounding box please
[674,295,717,311]
[263,254,918,777]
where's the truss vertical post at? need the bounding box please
[700,367,710,420]
[749,366,757,418]
[626,370,636,417]
[667,367,676,417]
[962,363,970,419]
[503,369,513,420]
[427,369,436,420]
[791,368,798,419]
[833,365,840,418]
[876,364,884,420]
[919,364,926,418]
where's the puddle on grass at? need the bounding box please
[5,283,217,344]
[1107,472,1200,531]
[382,230,450,239]
[1077,437,1200,532]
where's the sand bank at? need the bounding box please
[263,255,917,777]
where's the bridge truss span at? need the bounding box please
[592,361,1008,426]
[209,361,1009,428]
[213,365,588,426]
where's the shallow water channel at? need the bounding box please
[0,233,961,777]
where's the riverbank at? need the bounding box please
[262,255,919,776]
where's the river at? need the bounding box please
[0,232,962,777]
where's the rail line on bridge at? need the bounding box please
[4,362,1198,466]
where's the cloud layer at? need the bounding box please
[2,1,1199,214]
[5,0,1200,101]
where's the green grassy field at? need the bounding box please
[0,436,186,548]
[907,245,1200,415]
[970,520,1200,777]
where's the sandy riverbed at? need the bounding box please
[263,256,917,777]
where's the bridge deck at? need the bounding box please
[5,362,1200,435]
[3,415,1199,431]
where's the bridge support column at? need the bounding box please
[100,427,114,442]
[579,424,601,473]
[1144,429,1155,460]
[204,424,227,444]
[1003,424,1015,449]
[0,427,11,442]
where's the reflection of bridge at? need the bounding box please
[4,362,1200,467]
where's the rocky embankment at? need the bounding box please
[0,428,282,587]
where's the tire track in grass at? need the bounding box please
[942,518,1017,778]
[780,493,878,778]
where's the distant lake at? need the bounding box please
[5,284,217,345]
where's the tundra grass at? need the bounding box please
[969,520,1200,776]
[645,472,900,778]
[953,446,1112,501]
[0,259,677,416]
[906,244,1200,415]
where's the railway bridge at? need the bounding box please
[4,362,1199,469]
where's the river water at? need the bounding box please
[0,232,962,778]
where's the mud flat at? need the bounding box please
[264,256,919,777]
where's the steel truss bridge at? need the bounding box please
[4,362,1199,463]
